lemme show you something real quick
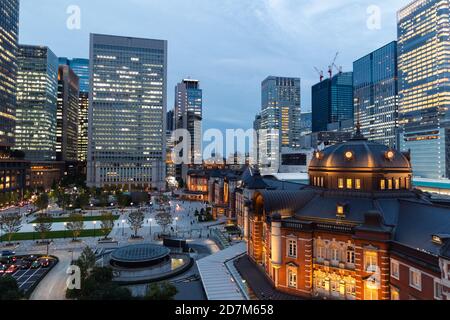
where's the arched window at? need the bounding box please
[338,178,344,189]
[355,179,361,190]
[380,179,386,190]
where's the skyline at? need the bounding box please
[19,0,411,133]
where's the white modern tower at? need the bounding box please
[87,34,168,190]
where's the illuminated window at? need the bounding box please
[364,282,379,300]
[338,178,344,189]
[391,287,400,300]
[388,179,393,190]
[364,250,378,273]
[337,205,345,216]
[346,179,353,189]
[288,268,297,288]
[380,179,386,190]
[355,179,361,190]
[395,179,400,190]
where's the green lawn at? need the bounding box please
[30,215,120,224]
[0,228,112,242]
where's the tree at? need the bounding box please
[76,246,96,279]
[67,212,84,240]
[145,281,178,300]
[100,211,114,239]
[66,266,132,300]
[127,210,145,237]
[155,205,173,234]
[0,212,22,244]
[34,212,52,241]
[35,193,49,213]
[0,276,23,300]
[116,191,131,207]
[74,192,90,209]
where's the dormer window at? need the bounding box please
[432,235,443,245]
[337,203,347,218]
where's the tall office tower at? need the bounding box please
[312,72,354,132]
[398,0,450,179]
[59,58,90,162]
[16,45,58,161]
[57,65,79,162]
[165,109,176,178]
[87,34,167,190]
[166,110,175,132]
[261,76,301,148]
[253,113,262,166]
[174,79,203,164]
[354,41,399,149]
[0,0,19,150]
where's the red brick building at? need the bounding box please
[246,132,450,300]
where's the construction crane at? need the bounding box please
[314,67,324,82]
[328,52,339,78]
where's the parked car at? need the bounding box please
[1,250,15,257]
[19,260,32,270]
[0,264,8,274]
[5,265,19,274]
[39,258,50,268]
[31,260,41,269]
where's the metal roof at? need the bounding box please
[197,242,247,300]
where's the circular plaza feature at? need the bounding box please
[110,244,171,268]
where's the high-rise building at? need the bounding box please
[174,79,203,164]
[87,34,167,190]
[398,0,450,179]
[57,65,79,162]
[0,0,19,150]
[59,58,90,162]
[16,45,58,161]
[261,76,301,148]
[312,72,354,132]
[354,41,399,149]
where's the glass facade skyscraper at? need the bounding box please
[57,65,79,162]
[87,34,167,190]
[58,58,90,162]
[16,45,58,161]
[261,76,301,148]
[398,0,450,179]
[354,41,399,148]
[174,79,203,164]
[312,72,354,132]
[0,0,19,149]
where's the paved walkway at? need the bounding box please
[234,255,303,300]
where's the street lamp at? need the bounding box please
[63,222,67,239]
[32,223,37,241]
[121,219,126,236]
[93,221,97,238]
[175,217,179,236]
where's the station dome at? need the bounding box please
[308,130,412,192]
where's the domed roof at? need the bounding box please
[309,137,411,172]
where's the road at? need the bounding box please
[29,250,78,300]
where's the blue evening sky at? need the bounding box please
[19,0,411,133]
